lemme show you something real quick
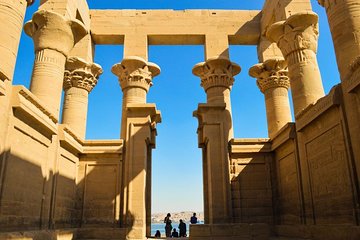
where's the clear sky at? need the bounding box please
[14,0,340,214]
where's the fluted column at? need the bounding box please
[267,11,325,117]
[249,59,292,139]
[24,10,87,118]
[62,57,102,139]
[193,57,240,224]
[112,56,161,240]
[318,0,360,79]
[0,0,34,81]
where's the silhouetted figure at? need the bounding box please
[171,228,179,238]
[164,213,172,237]
[178,219,187,237]
[155,230,161,238]
[190,212,198,224]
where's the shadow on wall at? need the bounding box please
[0,149,130,232]
[230,143,274,224]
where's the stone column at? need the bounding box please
[249,58,292,139]
[62,57,102,139]
[318,0,360,79]
[193,57,240,224]
[267,11,325,117]
[112,56,161,240]
[112,56,161,139]
[24,10,87,118]
[0,0,34,81]
[193,57,241,138]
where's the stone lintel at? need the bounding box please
[90,10,261,45]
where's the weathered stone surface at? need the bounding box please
[1,1,360,240]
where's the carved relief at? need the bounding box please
[112,56,160,92]
[63,57,103,93]
[266,12,319,65]
[306,124,354,223]
[192,57,241,92]
[249,58,290,93]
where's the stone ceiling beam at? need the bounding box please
[89,10,261,46]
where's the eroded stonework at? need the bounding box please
[1,0,360,240]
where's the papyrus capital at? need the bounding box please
[24,10,87,56]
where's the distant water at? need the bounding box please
[151,222,203,237]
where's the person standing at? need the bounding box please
[190,212,198,224]
[178,219,187,237]
[164,213,172,237]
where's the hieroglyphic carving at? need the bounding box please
[306,124,353,223]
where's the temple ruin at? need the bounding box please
[1,0,360,239]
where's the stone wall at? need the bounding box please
[270,85,360,239]
[0,86,124,234]
[229,139,274,225]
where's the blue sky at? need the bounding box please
[14,1,339,214]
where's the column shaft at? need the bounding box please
[61,57,102,139]
[264,87,292,137]
[30,49,66,116]
[0,0,32,81]
[112,56,161,240]
[319,0,360,78]
[62,88,88,137]
[249,59,292,138]
[267,11,325,116]
[24,10,87,118]
[193,57,240,224]
[287,49,324,114]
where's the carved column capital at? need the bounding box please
[111,56,160,93]
[266,11,319,61]
[63,57,103,93]
[24,10,87,56]
[249,58,290,93]
[192,57,241,92]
